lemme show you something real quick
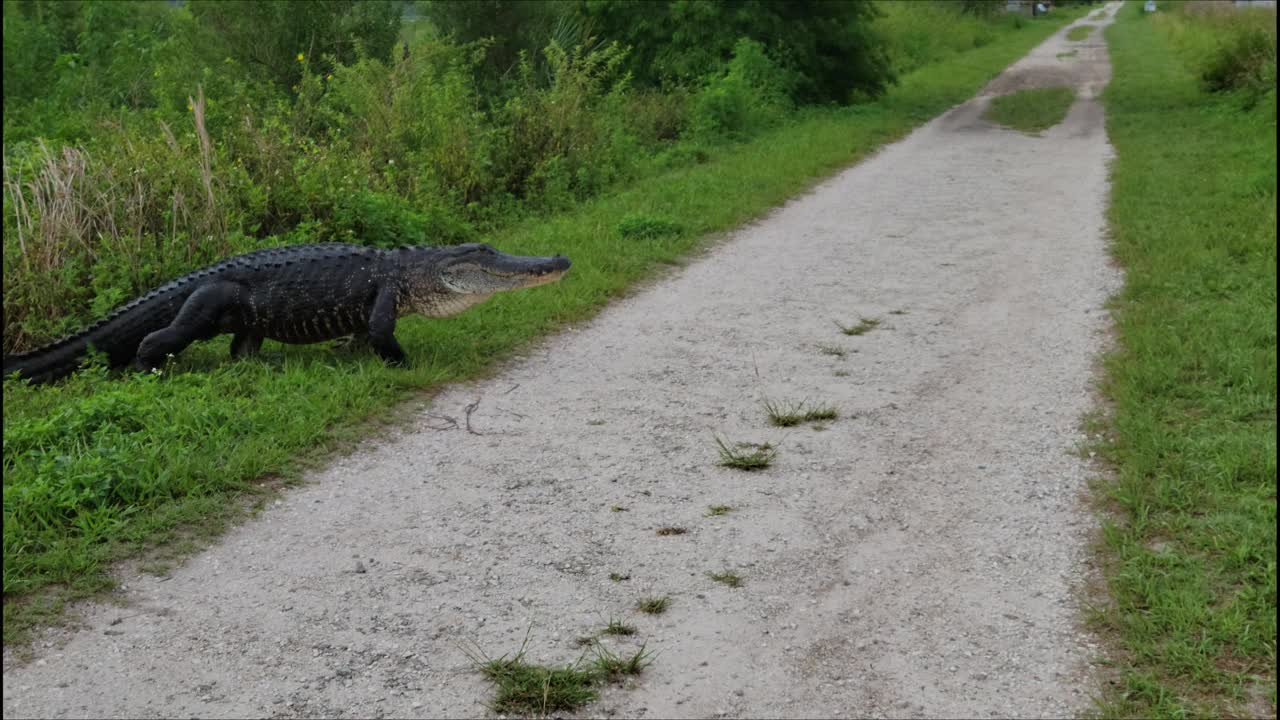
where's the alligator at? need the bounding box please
[3,242,571,385]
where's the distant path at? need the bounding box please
[4,6,1122,718]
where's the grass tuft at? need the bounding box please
[714,436,777,471]
[707,570,744,588]
[636,596,671,615]
[763,398,839,427]
[836,317,881,336]
[655,526,688,536]
[602,618,637,636]
[816,343,849,359]
[705,504,734,517]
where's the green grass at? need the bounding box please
[1067,24,1095,42]
[601,618,637,637]
[636,596,671,615]
[984,86,1078,134]
[705,504,734,517]
[762,398,839,427]
[471,637,653,715]
[1091,7,1276,719]
[0,8,1086,645]
[707,570,744,589]
[714,437,778,471]
[837,317,881,336]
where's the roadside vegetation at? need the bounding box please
[2,0,1090,643]
[1094,2,1276,717]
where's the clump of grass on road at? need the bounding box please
[984,86,1077,134]
[0,8,1088,646]
[471,637,653,715]
[837,317,881,336]
[1067,24,1094,41]
[1091,7,1276,719]
[707,570,744,588]
[636,596,671,615]
[714,437,777,471]
[763,398,839,427]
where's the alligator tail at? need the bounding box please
[3,284,191,385]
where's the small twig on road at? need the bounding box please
[465,399,484,435]
[504,383,520,395]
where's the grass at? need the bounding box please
[816,343,849,359]
[714,436,778,471]
[1067,24,1095,42]
[1057,50,1080,59]
[471,635,653,715]
[836,317,881,336]
[1090,7,1276,719]
[984,86,1077,134]
[636,596,671,615]
[705,504,734,517]
[601,618,637,637]
[707,570,744,589]
[655,526,687,536]
[763,398,839,427]
[0,7,1086,645]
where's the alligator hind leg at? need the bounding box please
[136,282,240,370]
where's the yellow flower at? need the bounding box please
[326,74,333,81]
[187,104,193,112]
[297,53,305,62]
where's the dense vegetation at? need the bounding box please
[1,0,1089,643]
[1096,2,1276,717]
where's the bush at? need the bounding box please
[693,38,793,139]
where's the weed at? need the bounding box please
[655,526,688,536]
[714,436,777,470]
[889,308,909,315]
[705,504,734,517]
[707,570,744,588]
[610,505,628,513]
[763,398,839,427]
[816,344,849,359]
[1057,50,1079,59]
[833,369,851,377]
[636,596,671,614]
[836,317,881,336]
[608,573,631,582]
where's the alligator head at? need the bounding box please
[405,243,572,318]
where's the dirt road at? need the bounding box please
[4,7,1123,718]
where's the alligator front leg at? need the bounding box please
[368,285,407,366]
[137,282,240,370]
